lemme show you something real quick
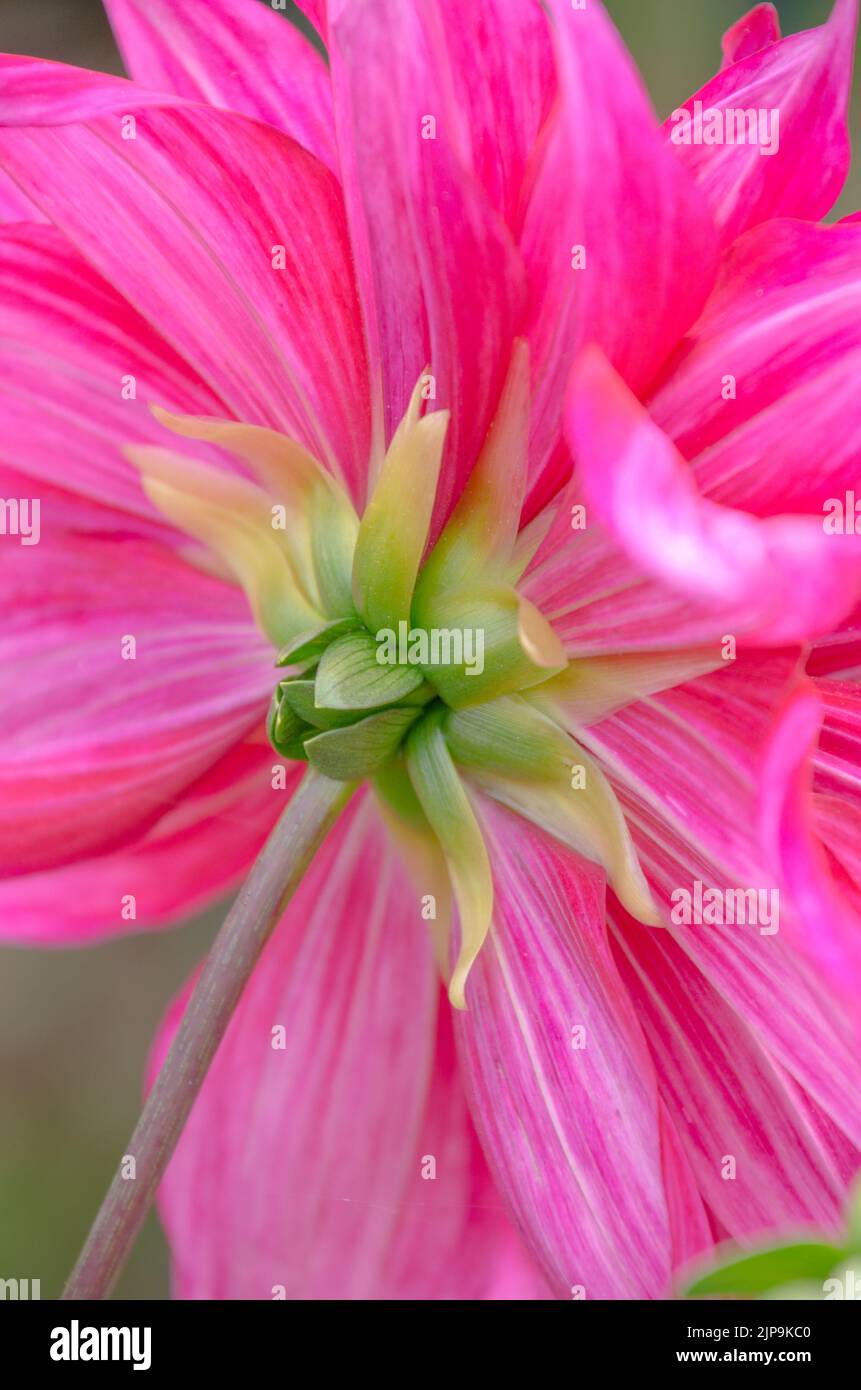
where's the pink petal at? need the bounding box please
[813,679,861,813]
[294,0,328,44]
[417,0,555,228]
[0,171,45,221]
[0,736,291,944]
[103,0,337,173]
[0,531,272,878]
[720,4,781,68]
[659,1105,713,1274]
[808,616,861,683]
[520,465,778,659]
[520,0,718,507]
[566,346,861,644]
[667,0,858,244]
[0,58,370,500]
[328,0,527,529]
[650,220,861,517]
[611,908,848,1240]
[454,801,672,1299]
[582,659,861,1159]
[0,222,229,528]
[153,791,547,1299]
[759,681,861,994]
[521,492,764,657]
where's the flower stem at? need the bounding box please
[62,768,353,1301]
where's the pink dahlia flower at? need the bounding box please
[2,0,861,1300]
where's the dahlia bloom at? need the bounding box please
[2,0,861,1300]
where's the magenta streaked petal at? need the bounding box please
[668,0,857,244]
[0,532,272,878]
[814,679,861,818]
[759,682,861,994]
[583,661,861,1158]
[454,802,671,1300]
[294,0,328,44]
[521,511,763,657]
[611,909,848,1241]
[0,223,229,528]
[328,0,527,530]
[650,221,861,515]
[0,737,290,943]
[566,347,861,644]
[0,171,44,221]
[520,0,718,507]
[720,4,781,68]
[103,0,337,173]
[153,792,546,1299]
[659,1105,713,1274]
[0,59,371,499]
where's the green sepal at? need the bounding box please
[280,679,366,731]
[315,630,426,710]
[405,707,494,1009]
[415,340,529,601]
[276,616,362,667]
[411,583,565,709]
[445,695,657,927]
[374,760,431,831]
[267,690,312,760]
[305,707,421,780]
[683,1242,845,1298]
[352,400,449,634]
[443,694,566,780]
[308,485,360,619]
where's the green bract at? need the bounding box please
[140,355,657,1007]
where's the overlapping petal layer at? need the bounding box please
[103,0,337,171]
[153,792,549,1300]
[668,0,857,244]
[0,59,371,498]
[520,0,719,510]
[0,530,272,879]
[454,802,671,1299]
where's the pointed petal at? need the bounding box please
[444,695,657,925]
[103,0,337,171]
[418,341,531,596]
[406,710,494,1010]
[150,409,359,618]
[127,445,322,645]
[668,0,858,244]
[352,403,449,633]
[720,5,781,68]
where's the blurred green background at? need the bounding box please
[0,0,858,1301]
